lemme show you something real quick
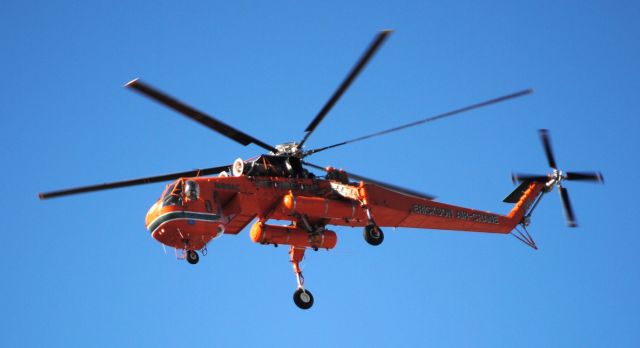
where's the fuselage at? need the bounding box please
[143,174,543,251]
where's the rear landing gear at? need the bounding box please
[361,202,384,246]
[293,288,314,310]
[186,250,199,264]
[289,246,314,309]
[363,224,384,246]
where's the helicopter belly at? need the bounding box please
[148,211,222,250]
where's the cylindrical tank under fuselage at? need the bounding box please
[250,221,337,249]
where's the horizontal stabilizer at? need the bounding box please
[503,180,531,203]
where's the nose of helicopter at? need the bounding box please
[144,199,224,250]
[145,200,182,248]
[145,200,161,230]
[145,200,174,245]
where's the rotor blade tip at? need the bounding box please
[38,193,45,200]
[124,78,140,87]
[381,28,394,34]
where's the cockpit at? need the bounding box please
[160,179,200,207]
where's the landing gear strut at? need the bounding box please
[186,250,199,264]
[290,246,314,309]
[363,224,384,246]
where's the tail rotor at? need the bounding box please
[511,129,604,227]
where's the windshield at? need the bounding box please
[162,181,183,207]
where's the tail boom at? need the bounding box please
[360,182,545,234]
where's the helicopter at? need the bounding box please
[39,30,603,309]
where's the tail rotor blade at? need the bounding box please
[559,186,578,227]
[565,171,604,183]
[511,172,548,184]
[539,129,558,169]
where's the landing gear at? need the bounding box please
[186,250,199,264]
[293,288,314,310]
[289,246,314,309]
[360,201,384,246]
[363,224,384,246]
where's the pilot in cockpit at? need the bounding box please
[184,180,200,202]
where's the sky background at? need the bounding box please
[2,1,639,347]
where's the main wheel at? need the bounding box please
[293,288,314,310]
[363,224,384,246]
[186,250,199,265]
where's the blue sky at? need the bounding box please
[2,1,639,347]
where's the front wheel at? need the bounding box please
[293,288,314,310]
[363,224,384,246]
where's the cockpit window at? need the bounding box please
[162,182,183,207]
[162,184,175,199]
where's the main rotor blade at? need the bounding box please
[126,79,277,153]
[298,30,393,148]
[539,129,558,170]
[39,165,231,199]
[565,171,604,183]
[304,89,534,157]
[558,186,577,227]
[303,161,436,200]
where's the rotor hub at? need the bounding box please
[552,169,563,184]
[273,142,303,157]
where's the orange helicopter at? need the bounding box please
[39,30,603,309]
